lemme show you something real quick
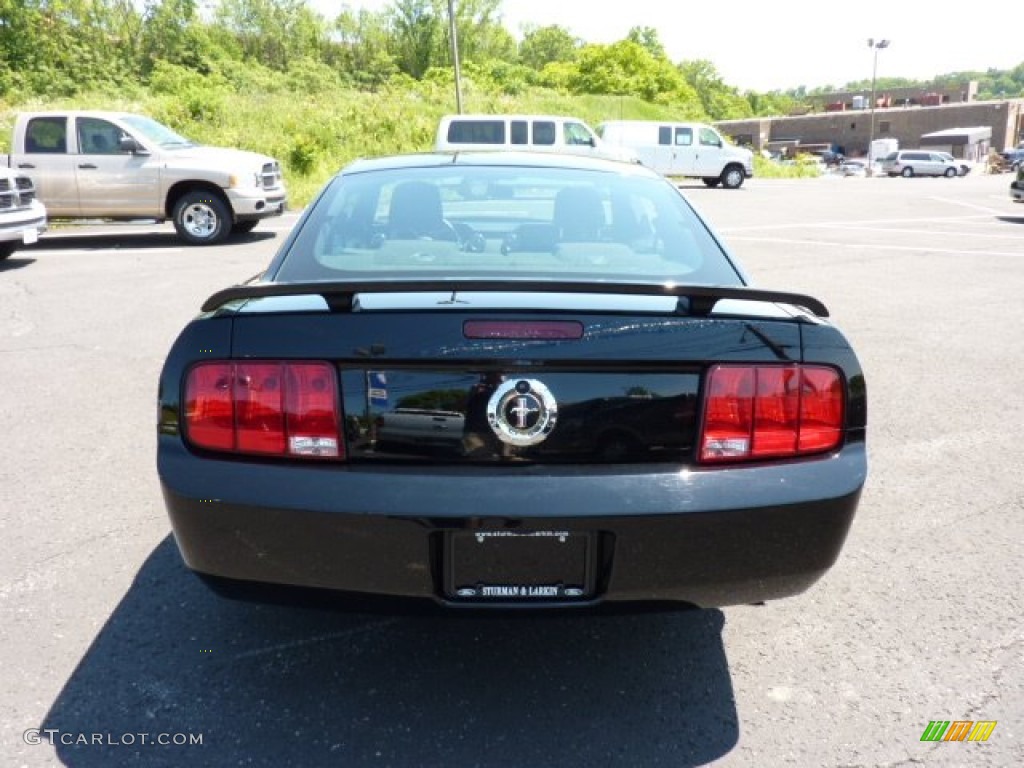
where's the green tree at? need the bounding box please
[0,0,141,96]
[139,0,209,74]
[518,24,579,70]
[626,26,665,60]
[678,59,752,120]
[443,0,515,66]
[331,7,398,89]
[746,89,799,118]
[569,41,698,107]
[216,0,327,71]
[388,0,441,78]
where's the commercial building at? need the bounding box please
[716,82,1024,160]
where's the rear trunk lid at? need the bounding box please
[227,291,806,465]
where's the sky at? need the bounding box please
[315,0,1024,92]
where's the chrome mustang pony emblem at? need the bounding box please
[486,379,558,447]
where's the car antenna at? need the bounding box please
[438,289,468,305]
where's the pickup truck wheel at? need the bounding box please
[232,220,259,235]
[173,191,231,245]
[720,165,745,189]
[0,243,16,261]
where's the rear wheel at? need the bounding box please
[901,167,914,178]
[173,190,232,245]
[702,177,721,188]
[0,243,16,261]
[720,165,745,189]
[944,167,957,178]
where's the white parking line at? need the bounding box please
[805,224,1024,241]
[927,196,1009,216]
[29,248,185,255]
[719,213,994,233]
[727,235,1024,258]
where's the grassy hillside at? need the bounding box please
[2,78,690,206]
[1,78,811,207]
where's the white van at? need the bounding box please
[597,120,754,188]
[435,114,638,163]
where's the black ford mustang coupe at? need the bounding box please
[157,152,867,610]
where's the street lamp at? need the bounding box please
[866,38,890,176]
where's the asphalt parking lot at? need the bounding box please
[2,171,1022,767]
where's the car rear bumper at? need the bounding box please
[159,437,865,610]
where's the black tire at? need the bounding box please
[232,220,259,235]
[944,167,957,178]
[901,167,914,178]
[0,243,16,261]
[720,165,745,189]
[172,190,232,245]
[702,177,721,188]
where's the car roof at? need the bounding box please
[438,113,592,122]
[20,110,146,120]
[338,151,662,179]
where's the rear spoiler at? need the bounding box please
[201,279,829,318]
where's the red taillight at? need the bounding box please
[235,363,286,454]
[700,365,843,463]
[185,361,343,459]
[797,367,844,453]
[285,362,341,457]
[185,364,234,451]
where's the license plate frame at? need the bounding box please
[445,530,594,601]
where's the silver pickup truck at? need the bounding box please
[2,111,286,245]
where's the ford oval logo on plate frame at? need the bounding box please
[486,378,558,447]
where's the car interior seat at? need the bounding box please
[553,186,606,241]
[386,181,455,240]
[89,134,110,153]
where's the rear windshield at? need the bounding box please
[273,165,744,286]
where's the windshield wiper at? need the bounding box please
[200,279,829,318]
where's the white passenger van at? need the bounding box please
[435,114,638,163]
[597,120,754,188]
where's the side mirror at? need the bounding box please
[119,136,147,154]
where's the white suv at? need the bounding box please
[880,150,960,178]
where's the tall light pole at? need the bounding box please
[447,0,463,113]
[866,38,890,175]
